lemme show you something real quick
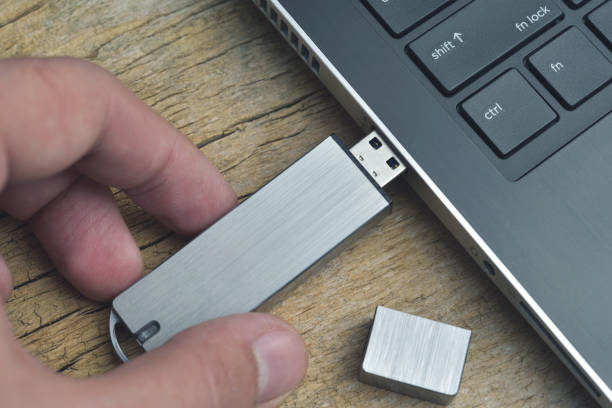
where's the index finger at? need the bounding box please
[0,57,236,234]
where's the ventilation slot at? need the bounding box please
[269,8,278,24]
[279,20,289,37]
[300,43,310,61]
[290,31,299,49]
[311,56,320,74]
[252,1,320,77]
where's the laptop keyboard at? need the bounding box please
[363,0,612,180]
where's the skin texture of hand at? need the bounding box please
[0,58,307,408]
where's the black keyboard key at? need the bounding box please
[408,0,562,94]
[461,70,557,156]
[564,0,590,8]
[528,28,612,109]
[587,1,612,50]
[364,0,455,37]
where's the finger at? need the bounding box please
[0,57,236,235]
[0,170,78,220]
[257,395,291,408]
[80,313,307,407]
[30,177,142,301]
[0,256,12,302]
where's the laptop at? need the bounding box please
[251,0,612,405]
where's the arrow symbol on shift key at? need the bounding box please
[453,32,464,43]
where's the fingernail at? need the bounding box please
[253,330,307,403]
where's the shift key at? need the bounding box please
[409,0,563,94]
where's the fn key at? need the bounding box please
[461,70,557,156]
[528,28,612,109]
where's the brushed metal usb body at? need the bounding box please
[110,133,405,360]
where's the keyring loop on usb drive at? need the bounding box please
[109,309,129,363]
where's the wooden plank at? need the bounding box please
[0,0,596,406]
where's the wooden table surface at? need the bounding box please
[0,1,598,407]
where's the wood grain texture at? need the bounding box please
[0,1,597,406]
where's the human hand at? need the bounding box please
[0,58,307,408]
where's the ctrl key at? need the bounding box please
[461,69,557,157]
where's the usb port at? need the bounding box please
[350,131,406,187]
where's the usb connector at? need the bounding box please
[110,132,406,360]
[350,131,406,187]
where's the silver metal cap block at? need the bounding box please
[360,306,471,405]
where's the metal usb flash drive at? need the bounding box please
[109,133,405,361]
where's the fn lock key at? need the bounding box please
[408,0,562,94]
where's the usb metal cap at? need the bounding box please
[360,306,471,405]
[110,132,405,360]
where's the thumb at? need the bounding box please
[82,313,307,407]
